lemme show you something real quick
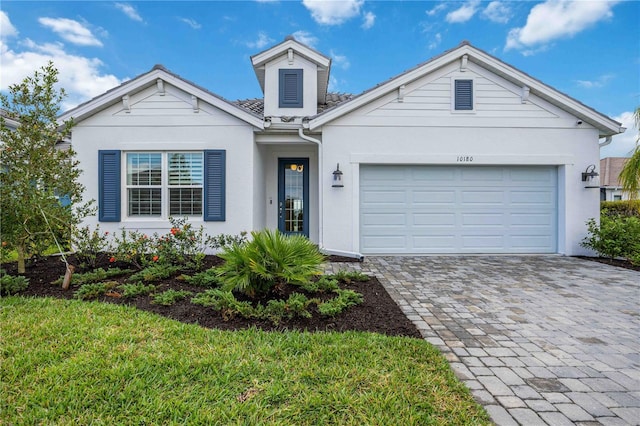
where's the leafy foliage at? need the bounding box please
[601,200,640,218]
[181,268,221,288]
[0,271,29,295]
[329,270,370,284]
[0,62,92,273]
[299,276,339,293]
[216,229,325,297]
[318,290,364,317]
[72,225,111,269]
[582,213,640,265]
[74,282,118,300]
[127,264,180,283]
[207,231,248,250]
[111,229,154,270]
[152,289,193,306]
[118,283,156,299]
[52,267,131,286]
[619,106,640,200]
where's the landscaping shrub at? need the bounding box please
[74,282,117,300]
[118,283,156,299]
[216,229,325,297]
[318,289,364,317]
[154,217,210,269]
[582,214,640,265]
[207,231,248,250]
[72,225,110,269]
[52,267,131,286]
[152,289,192,306]
[111,229,154,270]
[299,276,339,293]
[601,200,640,218]
[330,270,370,284]
[181,268,221,288]
[128,264,180,284]
[0,271,29,295]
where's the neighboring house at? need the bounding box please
[59,38,625,257]
[600,157,637,201]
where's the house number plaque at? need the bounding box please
[456,155,474,162]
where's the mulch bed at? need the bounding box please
[3,254,422,339]
[577,256,640,272]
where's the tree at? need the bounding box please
[0,62,89,273]
[618,107,640,201]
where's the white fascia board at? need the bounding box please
[251,40,330,68]
[59,69,263,129]
[467,48,624,136]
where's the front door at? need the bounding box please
[278,158,309,237]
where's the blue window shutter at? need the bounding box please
[279,69,303,108]
[204,150,225,221]
[98,150,121,222]
[455,79,473,110]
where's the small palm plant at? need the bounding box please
[216,229,325,297]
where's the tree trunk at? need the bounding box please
[17,244,26,274]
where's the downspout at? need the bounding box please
[298,126,364,262]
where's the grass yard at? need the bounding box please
[1,297,490,425]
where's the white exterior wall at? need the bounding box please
[72,83,257,240]
[319,64,602,256]
[262,54,318,117]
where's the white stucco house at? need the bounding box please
[59,38,625,257]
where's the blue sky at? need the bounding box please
[1,0,638,156]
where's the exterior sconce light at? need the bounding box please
[581,164,600,188]
[332,163,344,187]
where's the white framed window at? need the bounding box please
[125,152,203,218]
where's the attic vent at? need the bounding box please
[454,79,473,111]
[279,69,303,108]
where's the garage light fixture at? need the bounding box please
[332,163,344,188]
[581,164,600,188]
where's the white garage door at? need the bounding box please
[360,165,557,254]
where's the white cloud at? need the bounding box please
[0,11,18,39]
[38,17,102,47]
[426,3,446,17]
[482,1,511,24]
[576,74,614,89]
[506,1,619,52]
[179,17,201,29]
[291,30,318,48]
[446,0,480,24]
[302,0,364,25]
[245,32,273,49]
[428,33,442,50]
[1,38,123,110]
[362,11,375,29]
[115,3,143,22]
[330,49,350,70]
[601,111,637,158]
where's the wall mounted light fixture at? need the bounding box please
[332,163,344,188]
[581,164,600,188]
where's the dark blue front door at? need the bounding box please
[278,158,309,237]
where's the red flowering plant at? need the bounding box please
[111,228,155,270]
[154,217,209,270]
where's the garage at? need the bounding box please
[360,165,558,254]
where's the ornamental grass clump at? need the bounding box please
[216,229,325,298]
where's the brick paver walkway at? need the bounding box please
[326,256,640,425]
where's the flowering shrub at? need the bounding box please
[154,217,210,270]
[72,225,111,269]
[111,229,154,270]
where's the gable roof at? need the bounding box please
[251,36,332,104]
[58,65,264,129]
[308,42,625,137]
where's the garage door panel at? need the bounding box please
[413,212,456,226]
[412,190,456,204]
[461,190,504,204]
[362,213,406,226]
[360,165,557,254]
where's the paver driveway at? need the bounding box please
[326,256,640,425]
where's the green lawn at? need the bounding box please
[1,297,490,425]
